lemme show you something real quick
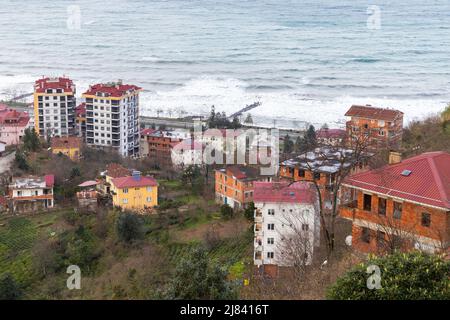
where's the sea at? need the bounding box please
[0,0,449,129]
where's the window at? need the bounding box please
[122,198,128,204]
[267,223,275,230]
[361,227,371,243]
[123,188,128,194]
[146,197,152,202]
[393,202,402,219]
[146,187,152,192]
[421,212,431,227]
[267,238,274,245]
[376,231,386,247]
[268,209,275,216]
[378,198,386,215]
[313,172,321,180]
[298,170,305,178]
[363,194,372,211]
[267,252,274,259]
[302,224,309,231]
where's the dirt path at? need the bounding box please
[0,151,15,174]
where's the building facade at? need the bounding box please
[82,81,141,157]
[340,151,450,255]
[110,171,158,212]
[75,103,86,138]
[34,77,76,137]
[7,175,54,213]
[215,165,271,210]
[0,104,30,145]
[345,104,404,151]
[253,182,319,276]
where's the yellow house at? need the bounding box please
[51,136,82,161]
[110,171,158,212]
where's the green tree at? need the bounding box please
[14,150,29,171]
[165,247,237,299]
[181,165,202,188]
[305,125,317,148]
[244,202,256,221]
[283,134,294,153]
[244,113,253,125]
[70,167,81,179]
[327,251,450,300]
[22,128,41,152]
[116,213,145,243]
[220,204,234,220]
[231,116,242,129]
[294,136,303,153]
[0,273,22,300]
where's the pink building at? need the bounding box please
[0,104,30,145]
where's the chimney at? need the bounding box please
[132,170,141,181]
[389,151,402,165]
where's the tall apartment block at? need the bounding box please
[34,77,76,137]
[82,81,141,157]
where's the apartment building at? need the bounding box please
[34,77,76,137]
[316,128,346,146]
[171,138,203,168]
[75,103,86,138]
[345,104,404,151]
[82,81,141,157]
[7,175,55,213]
[340,151,450,255]
[110,171,158,212]
[253,181,319,277]
[215,165,271,210]
[0,104,30,145]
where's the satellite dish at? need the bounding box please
[345,235,352,246]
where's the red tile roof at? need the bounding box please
[44,175,55,188]
[51,136,82,149]
[317,128,346,139]
[254,181,316,204]
[0,105,30,126]
[106,163,131,178]
[112,175,157,188]
[75,103,86,117]
[83,83,142,97]
[226,165,261,181]
[171,139,203,151]
[344,151,450,210]
[345,105,403,121]
[140,128,157,136]
[34,77,75,93]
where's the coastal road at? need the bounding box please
[0,152,15,174]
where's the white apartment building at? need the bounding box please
[34,77,76,137]
[82,81,141,157]
[253,181,320,273]
[8,175,55,213]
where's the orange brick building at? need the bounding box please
[340,151,450,255]
[140,129,181,165]
[215,165,271,210]
[345,105,404,151]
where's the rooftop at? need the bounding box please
[317,128,346,139]
[105,163,131,178]
[10,175,54,189]
[171,138,203,151]
[345,105,403,121]
[112,175,158,189]
[254,181,316,204]
[51,136,82,149]
[281,147,369,174]
[343,151,450,210]
[218,165,262,181]
[0,104,30,126]
[83,82,141,97]
[75,103,86,117]
[34,77,75,93]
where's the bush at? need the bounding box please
[244,202,255,221]
[220,204,234,220]
[0,273,22,300]
[327,251,450,300]
[165,247,237,299]
[116,213,145,243]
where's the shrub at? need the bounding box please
[0,273,22,300]
[116,213,145,243]
[327,251,450,300]
[220,204,234,220]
